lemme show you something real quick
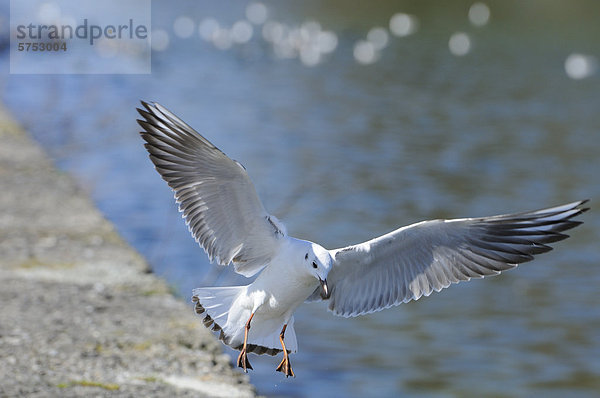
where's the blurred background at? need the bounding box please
[1,0,599,397]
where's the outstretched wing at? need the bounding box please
[326,200,588,317]
[137,101,286,277]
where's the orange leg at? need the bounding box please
[275,324,295,377]
[236,312,255,372]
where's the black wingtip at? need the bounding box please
[572,199,590,220]
[578,198,590,214]
[137,100,154,117]
[136,100,161,130]
[139,99,153,110]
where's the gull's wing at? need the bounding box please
[326,200,588,317]
[137,101,286,277]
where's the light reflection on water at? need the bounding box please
[2,1,600,397]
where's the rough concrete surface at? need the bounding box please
[0,105,257,397]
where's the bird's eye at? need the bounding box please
[312,262,318,269]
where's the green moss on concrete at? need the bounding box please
[17,258,75,269]
[57,380,120,390]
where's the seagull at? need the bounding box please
[137,101,588,378]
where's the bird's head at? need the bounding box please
[304,242,332,299]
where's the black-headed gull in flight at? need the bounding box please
[137,101,588,377]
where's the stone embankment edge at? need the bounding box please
[0,104,257,398]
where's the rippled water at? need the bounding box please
[2,1,600,397]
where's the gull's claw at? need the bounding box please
[275,323,295,377]
[237,348,253,372]
[237,312,255,373]
[275,355,294,378]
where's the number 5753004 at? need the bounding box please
[17,42,67,51]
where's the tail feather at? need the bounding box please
[193,286,242,346]
[192,286,297,356]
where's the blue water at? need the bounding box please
[2,1,600,397]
